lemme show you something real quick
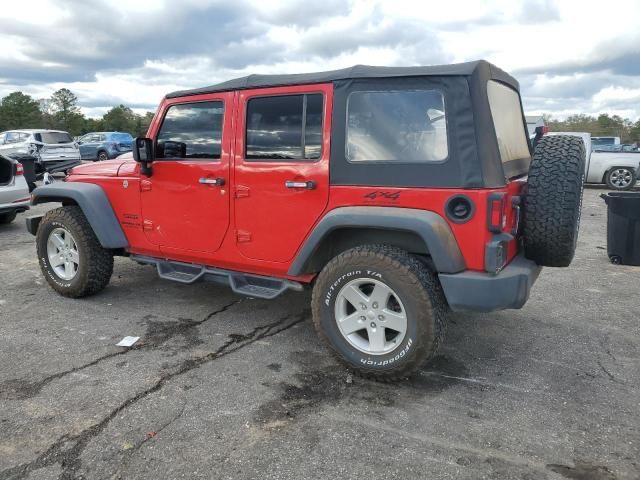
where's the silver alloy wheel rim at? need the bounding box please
[334,278,407,355]
[46,227,80,281]
[611,168,633,188]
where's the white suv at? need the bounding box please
[0,154,30,224]
[0,129,81,190]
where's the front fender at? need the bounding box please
[31,182,128,249]
[288,206,466,276]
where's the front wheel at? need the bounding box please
[97,151,108,162]
[36,206,114,297]
[606,167,637,191]
[311,245,447,381]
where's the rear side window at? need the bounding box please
[38,132,73,144]
[487,81,530,168]
[157,102,224,159]
[246,93,323,160]
[346,90,448,162]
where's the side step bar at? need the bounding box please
[130,255,304,300]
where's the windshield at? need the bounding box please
[37,132,73,144]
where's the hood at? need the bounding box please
[69,156,135,177]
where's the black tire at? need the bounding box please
[605,167,637,191]
[28,182,37,192]
[97,151,108,162]
[311,245,447,381]
[523,135,586,267]
[0,211,17,224]
[36,206,114,297]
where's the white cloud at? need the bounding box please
[0,0,639,119]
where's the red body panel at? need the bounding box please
[66,82,525,282]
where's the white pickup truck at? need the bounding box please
[547,132,639,190]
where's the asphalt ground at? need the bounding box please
[0,186,638,480]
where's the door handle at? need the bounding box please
[199,177,225,186]
[285,180,316,190]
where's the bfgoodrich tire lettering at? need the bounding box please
[36,206,114,298]
[524,135,586,267]
[312,245,447,381]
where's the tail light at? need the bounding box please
[15,162,24,176]
[487,192,507,233]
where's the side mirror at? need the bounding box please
[133,137,153,176]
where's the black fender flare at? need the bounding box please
[30,182,128,249]
[288,206,466,275]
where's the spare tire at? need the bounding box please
[523,135,586,267]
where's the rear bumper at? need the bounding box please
[438,253,542,312]
[0,175,31,214]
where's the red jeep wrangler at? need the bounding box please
[27,61,585,380]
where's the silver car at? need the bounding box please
[0,129,81,189]
[0,154,30,224]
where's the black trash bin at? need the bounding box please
[601,192,640,265]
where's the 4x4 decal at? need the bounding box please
[364,191,401,201]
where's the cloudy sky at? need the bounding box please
[1,0,639,119]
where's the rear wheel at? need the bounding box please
[97,151,108,162]
[311,245,447,381]
[0,211,17,224]
[36,206,114,297]
[605,167,636,191]
[523,135,586,267]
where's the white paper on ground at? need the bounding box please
[116,336,140,347]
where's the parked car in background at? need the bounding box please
[0,154,30,224]
[78,132,134,161]
[0,129,81,190]
[547,132,638,190]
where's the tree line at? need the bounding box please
[2,88,640,144]
[0,89,155,138]
[545,113,640,144]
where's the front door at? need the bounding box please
[234,84,332,263]
[141,93,233,253]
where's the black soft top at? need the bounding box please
[166,60,518,98]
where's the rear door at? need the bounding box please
[233,84,332,263]
[141,93,233,253]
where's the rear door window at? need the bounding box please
[487,81,531,175]
[156,102,224,159]
[245,93,323,160]
[346,90,448,162]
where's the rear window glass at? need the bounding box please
[38,132,73,144]
[246,93,323,160]
[487,81,530,165]
[346,90,448,162]
[157,102,224,159]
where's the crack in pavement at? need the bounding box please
[116,402,187,478]
[0,309,308,480]
[0,300,241,400]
